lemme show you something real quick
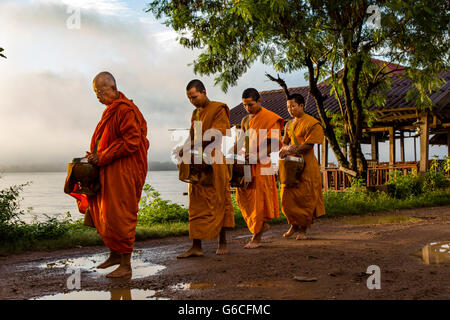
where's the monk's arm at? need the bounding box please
[97,110,141,166]
[204,107,229,153]
[287,123,323,156]
[229,117,247,154]
[279,122,291,158]
[260,119,284,156]
[288,143,314,156]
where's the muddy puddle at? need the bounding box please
[340,215,421,225]
[413,242,450,265]
[39,250,166,279]
[31,288,169,300]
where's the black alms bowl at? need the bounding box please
[70,158,99,183]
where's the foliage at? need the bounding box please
[147,0,450,179]
[385,157,449,199]
[421,157,450,192]
[0,180,72,243]
[324,188,450,216]
[385,170,423,199]
[138,184,189,224]
[0,182,28,226]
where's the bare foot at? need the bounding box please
[97,252,121,269]
[216,243,229,255]
[244,239,262,249]
[244,223,270,249]
[296,232,307,240]
[106,265,132,279]
[283,225,299,238]
[177,247,204,259]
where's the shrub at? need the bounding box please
[421,158,449,192]
[138,184,189,224]
[385,170,423,199]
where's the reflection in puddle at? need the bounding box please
[341,215,421,225]
[414,242,450,265]
[32,289,169,300]
[170,282,215,290]
[40,250,166,279]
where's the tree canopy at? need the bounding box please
[148,0,449,178]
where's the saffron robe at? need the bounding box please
[235,107,284,234]
[187,101,235,240]
[78,92,149,253]
[280,113,325,227]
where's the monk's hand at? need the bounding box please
[87,153,99,165]
[287,145,300,156]
[279,145,290,159]
[279,149,288,159]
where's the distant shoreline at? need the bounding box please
[0,161,178,173]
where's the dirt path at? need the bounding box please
[1,206,449,300]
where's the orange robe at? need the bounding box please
[187,101,235,240]
[280,114,325,228]
[82,92,149,253]
[236,107,284,234]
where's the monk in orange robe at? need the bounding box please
[176,79,235,258]
[81,72,149,278]
[233,88,284,248]
[279,93,325,240]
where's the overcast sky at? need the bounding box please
[0,0,446,169]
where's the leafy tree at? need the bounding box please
[147,0,449,180]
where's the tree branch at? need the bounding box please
[265,73,290,99]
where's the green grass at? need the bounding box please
[324,188,450,217]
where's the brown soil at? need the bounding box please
[1,205,449,300]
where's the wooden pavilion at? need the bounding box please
[229,63,450,191]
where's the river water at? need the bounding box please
[0,171,188,223]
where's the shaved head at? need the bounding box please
[92,71,119,105]
[93,71,116,87]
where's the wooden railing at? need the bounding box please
[321,162,419,191]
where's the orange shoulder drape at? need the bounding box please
[280,113,325,228]
[77,92,149,253]
[236,107,284,234]
[187,101,235,240]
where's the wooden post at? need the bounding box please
[371,134,379,161]
[321,137,328,170]
[317,143,321,165]
[321,137,329,191]
[400,131,405,163]
[419,112,429,173]
[414,136,417,162]
[389,127,396,173]
[447,128,450,157]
